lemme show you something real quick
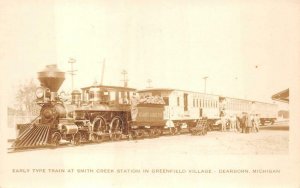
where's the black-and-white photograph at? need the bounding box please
[0,1,299,187]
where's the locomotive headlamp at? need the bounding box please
[35,87,44,98]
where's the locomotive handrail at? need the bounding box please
[13,115,42,147]
[17,115,40,129]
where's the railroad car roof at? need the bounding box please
[138,88,276,105]
[79,85,276,106]
[220,96,277,106]
[138,88,224,98]
[138,88,174,92]
[81,85,136,91]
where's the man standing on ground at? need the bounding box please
[221,114,227,132]
[230,115,237,132]
[253,114,260,132]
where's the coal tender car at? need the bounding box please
[128,95,166,138]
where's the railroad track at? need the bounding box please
[7,131,194,153]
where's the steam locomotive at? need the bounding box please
[13,64,159,149]
[13,65,76,148]
[12,64,277,149]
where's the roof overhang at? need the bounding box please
[272,89,289,103]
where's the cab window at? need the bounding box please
[119,91,130,104]
[100,90,109,102]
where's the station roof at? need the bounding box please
[272,89,289,103]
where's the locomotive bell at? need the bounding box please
[38,64,65,92]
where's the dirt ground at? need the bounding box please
[3,122,290,188]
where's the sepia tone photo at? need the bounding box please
[0,0,299,187]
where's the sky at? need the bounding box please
[1,0,299,109]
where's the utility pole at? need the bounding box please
[121,70,128,87]
[203,76,208,94]
[100,58,105,85]
[234,77,238,98]
[147,79,152,88]
[68,58,77,91]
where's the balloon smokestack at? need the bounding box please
[37,64,65,92]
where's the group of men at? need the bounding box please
[221,112,260,133]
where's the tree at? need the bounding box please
[15,79,40,115]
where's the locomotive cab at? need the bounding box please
[71,85,136,142]
[81,85,136,107]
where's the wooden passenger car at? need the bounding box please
[220,97,252,116]
[251,101,277,125]
[220,96,277,125]
[137,88,220,130]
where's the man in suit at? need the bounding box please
[238,112,247,133]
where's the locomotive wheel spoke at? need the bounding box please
[110,117,123,141]
[93,117,107,143]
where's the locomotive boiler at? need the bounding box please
[13,64,80,148]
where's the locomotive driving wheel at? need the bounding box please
[110,116,123,141]
[93,117,106,142]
